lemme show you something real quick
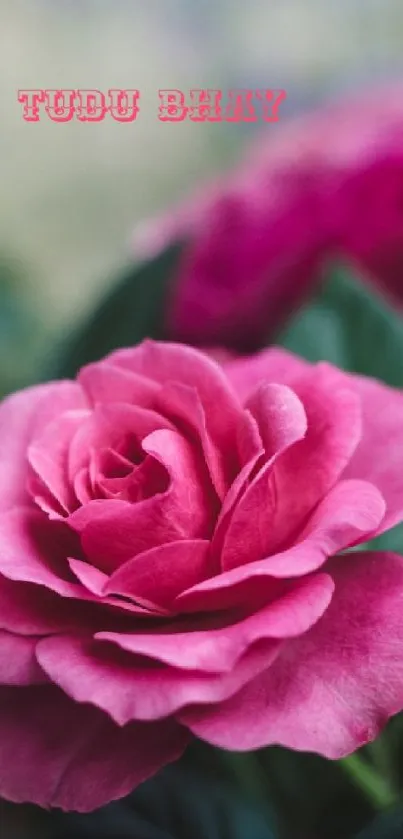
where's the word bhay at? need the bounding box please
[18,89,286,123]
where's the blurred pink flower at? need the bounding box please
[132,84,403,350]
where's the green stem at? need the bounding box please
[218,751,273,819]
[341,752,397,811]
[368,738,397,789]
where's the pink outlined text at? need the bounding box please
[17,89,287,123]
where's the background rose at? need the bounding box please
[2,340,403,812]
[132,85,403,350]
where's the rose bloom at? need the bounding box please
[132,85,403,350]
[1,340,403,812]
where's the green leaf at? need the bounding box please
[354,804,403,838]
[0,254,42,397]
[258,747,376,839]
[47,244,183,381]
[49,762,276,839]
[278,262,403,388]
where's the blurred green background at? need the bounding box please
[1,0,403,393]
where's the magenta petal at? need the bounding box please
[297,478,386,553]
[0,382,87,514]
[97,573,333,673]
[228,355,403,536]
[177,478,384,612]
[0,576,102,635]
[108,341,242,420]
[220,358,363,562]
[181,551,403,757]
[36,634,281,724]
[109,341,248,471]
[209,442,264,568]
[106,540,213,609]
[0,685,188,811]
[0,632,45,685]
[0,559,159,635]
[79,362,159,407]
[28,410,89,515]
[68,558,108,596]
[156,382,229,499]
[263,373,362,554]
[245,383,307,456]
[0,507,91,599]
[71,430,215,573]
[222,348,310,403]
[73,466,93,506]
[342,374,403,532]
[142,427,216,525]
[0,577,66,635]
[67,558,167,616]
[157,380,263,500]
[221,384,307,569]
[68,402,173,482]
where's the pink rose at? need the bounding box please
[132,85,403,349]
[2,340,403,812]
[331,150,403,307]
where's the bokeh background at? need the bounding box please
[1,0,403,395]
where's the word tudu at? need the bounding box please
[17,88,286,123]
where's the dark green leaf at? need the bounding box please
[48,762,275,839]
[0,254,42,397]
[258,747,376,839]
[278,262,403,388]
[47,244,183,380]
[354,803,403,838]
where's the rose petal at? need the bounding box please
[208,440,264,568]
[36,634,281,724]
[73,466,93,506]
[221,383,307,569]
[245,383,308,455]
[0,577,70,635]
[181,551,403,758]
[0,508,88,599]
[106,540,213,609]
[71,429,215,573]
[0,508,150,618]
[0,632,45,685]
[263,372,362,555]
[95,452,168,504]
[68,402,174,483]
[177,478,385,612]
[222,348,310,403]
[0,382,87,514]
[67,557,168,615]
[156,382,229,499]
[68,558,108,597]
[79,362,159,407]
[343,373,403,533]
[28,410,89,516]
[226,353,403,537]
[0,576,104,635]
[97,573,333,673]
[108,341,248,485]
[0,685,188,811]
[296,478,386,555]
